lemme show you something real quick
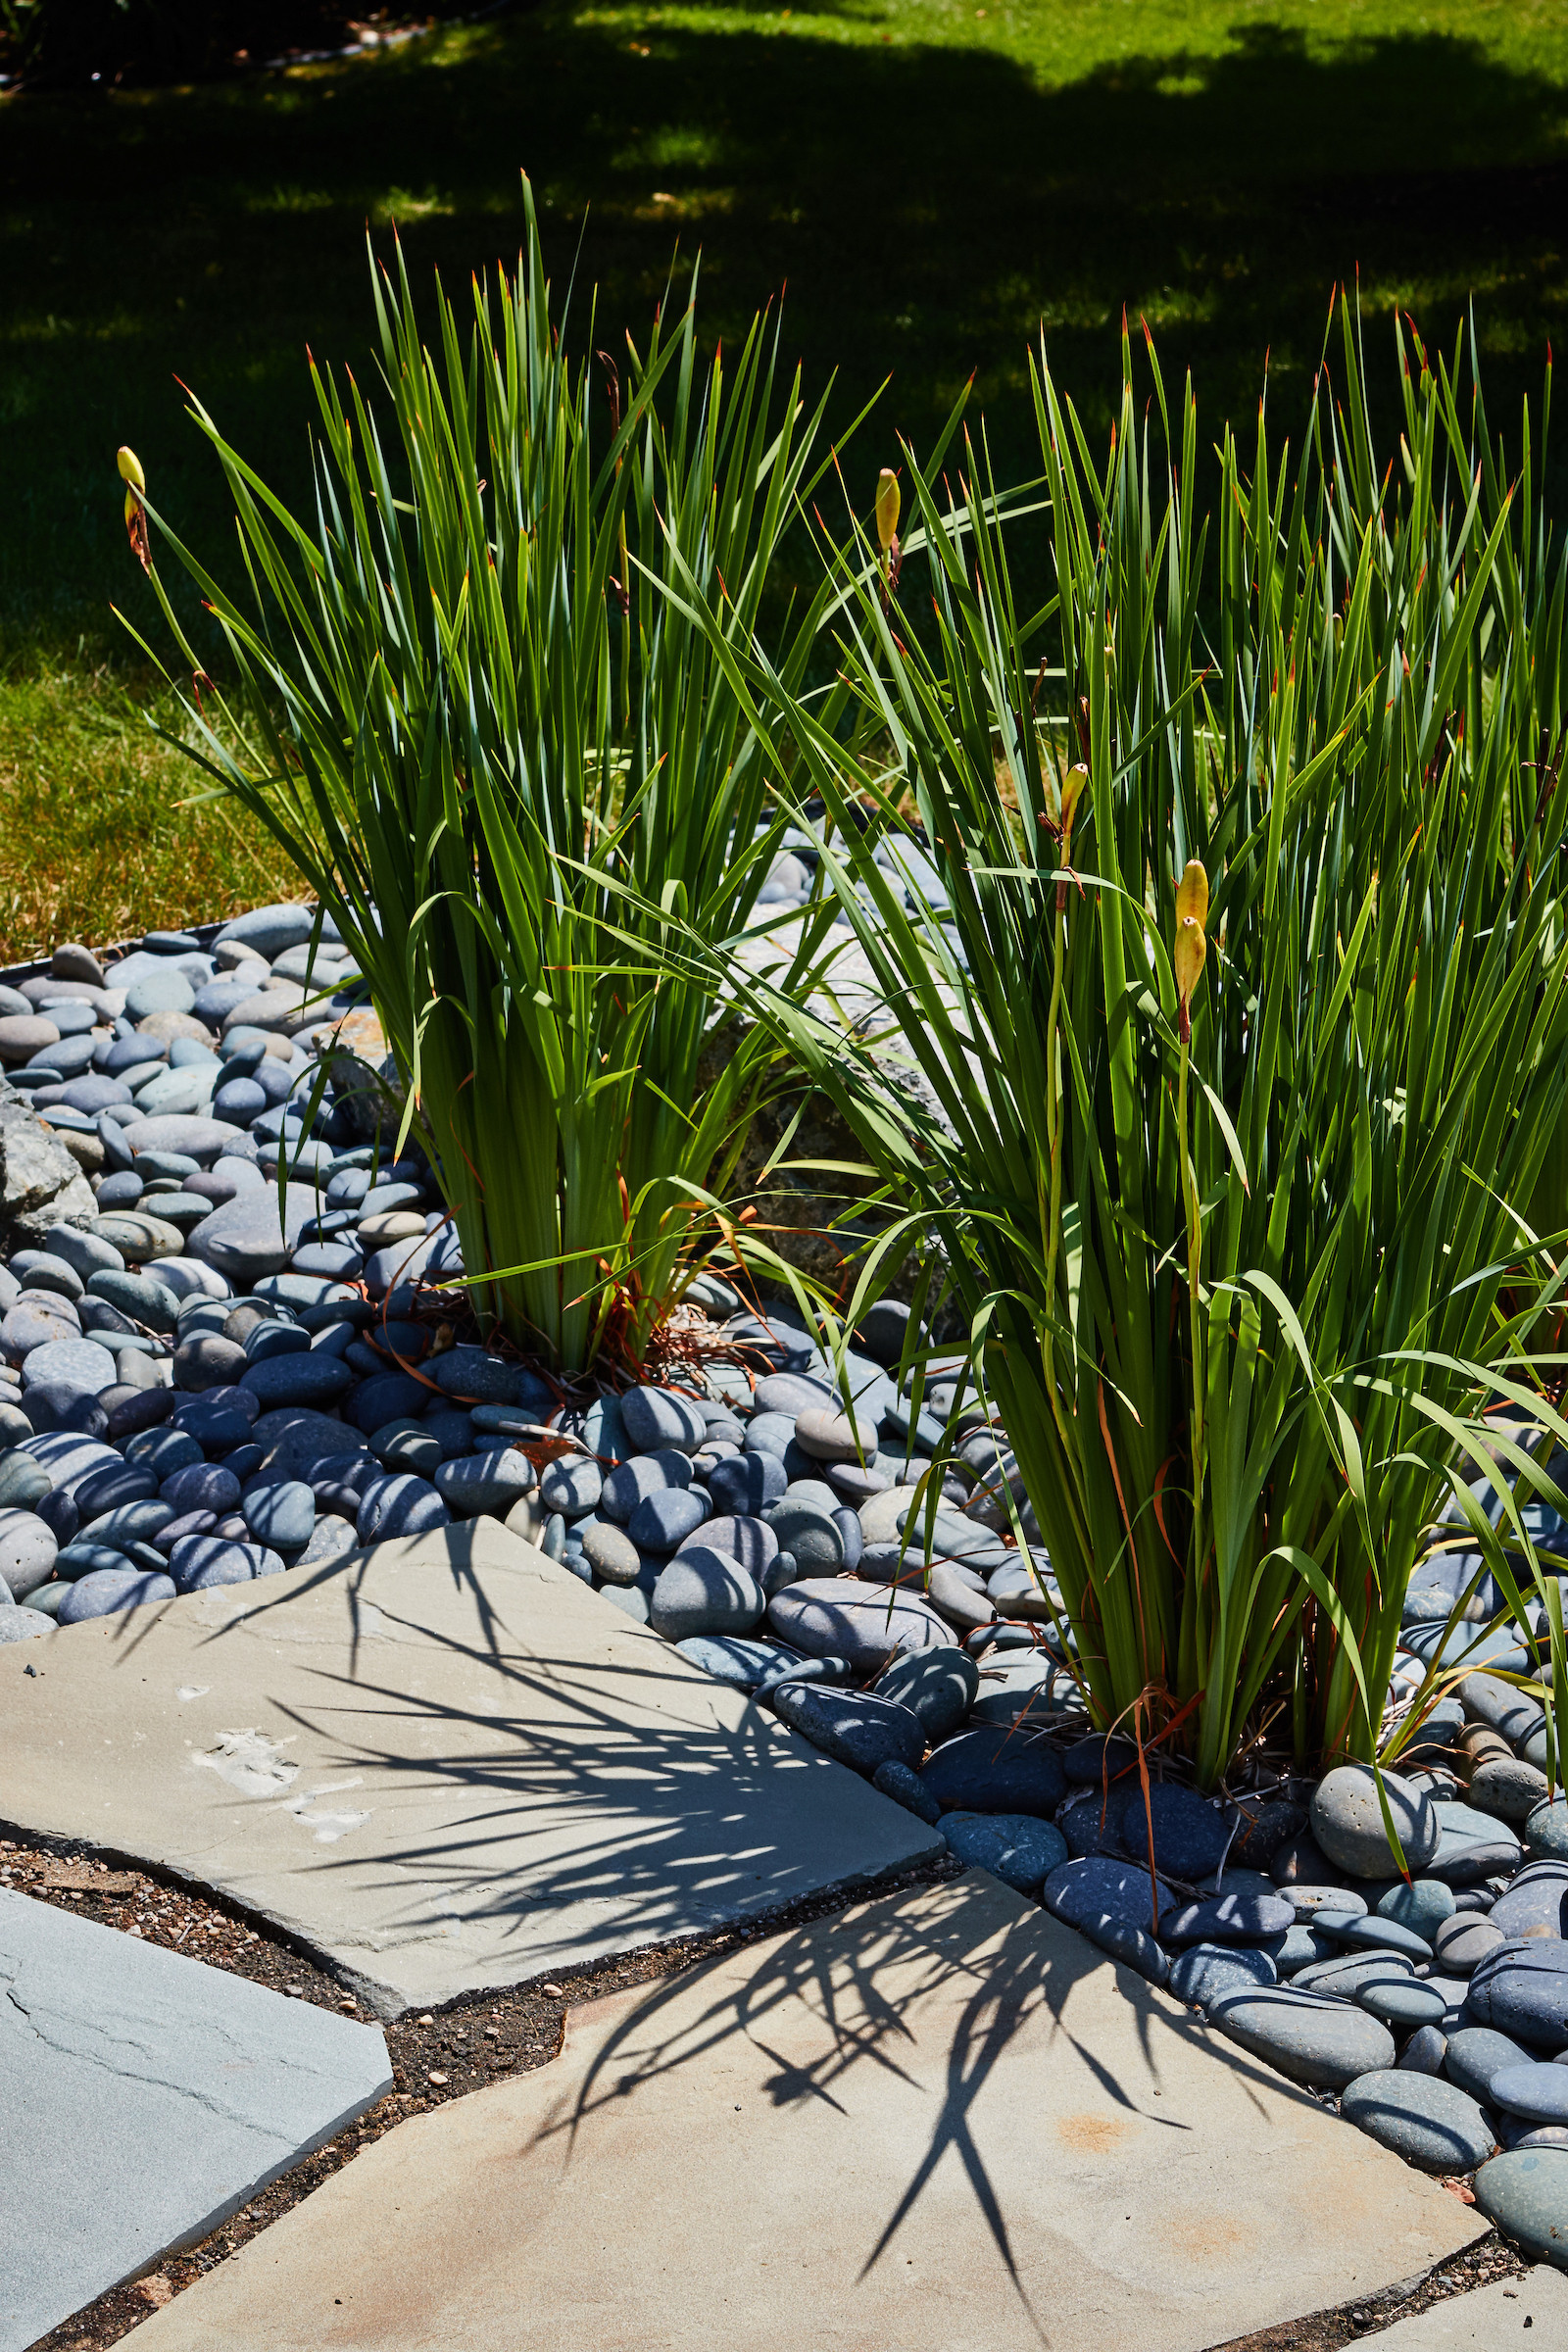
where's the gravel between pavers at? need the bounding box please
[0,1825,1531,2352]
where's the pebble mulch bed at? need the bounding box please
[3,902,1568,2286]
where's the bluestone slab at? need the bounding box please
[1348,2267,1568,2344]
[124,1873,1484,2352]
[0,1889,390,2352]
[0,1523,942,2015]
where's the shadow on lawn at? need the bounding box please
[3,12,1566,646]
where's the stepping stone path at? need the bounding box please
[113,1875,1486,2352]
[0,1886,389,2350]
[0,1523,943,2013]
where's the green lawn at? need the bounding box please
[3,0,1568,956]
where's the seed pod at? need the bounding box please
[875,468,901,553]
[117,447,146,491]
[1174,858,1208,1042]
[1054,764,1089,914]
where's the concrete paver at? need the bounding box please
[0,1888,390,2352]
[0,1524,942,2015]
[126,1872,1486,2352]
[1363,2266,1568,2343]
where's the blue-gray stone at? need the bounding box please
[919,1725,1065,1819]
[241,1480,316,1550]
[1294,1950,1417,2003]
[245,1320,310,1363]
[356,1474,450,1543]
[240,1353,353,1408]
[743,1411,798,1462]
[429,1348,523,1406]
[1446,2026,1534,2103]
[1473,2148,1568,2265]
[1398,2025,1449,2077]
[1164,1892,1296,1946]
[215,903,318,958]
[1316,1910,1434,1963]
[769,1682,924,1777]
[539,1454,603,1517]
[601,1448,693,1525]
[871,1758,944,1824]
[1169,1942,1279,2011]
[1042,1857,1172,1985]
[649,1548,765,1640]
[21,1339,119,1396]
[873,1644,978,1740]
[71,1459,157,1519]
[104,1033,167,1076]
[765,1577,950,1671]
[618,1384,708,1454]
[1527,1801,1568,1862]
[214,1077,268,1126]
[1044,1853,1171,1936]
[1493,1866,1568,1942]
[348,1371,427,1433]
[85,1268,181,1334]
[162,1461,242,1516]
[762,1496,844,1573]
[674,1635,803,1690]
[1465,1939,1568,2052]
[1493,2062,1568,2125]
[433,1448,535,1518]
[1357,1976,1449,2032]
[57,1567,176,1622]
[627,1487,710,1553]
[167,1535,275,1592]
[186,1182,321,1280]
[581,1521,643,1586]
[1377,1877,1456,1943]
[706,1451,788,1515]
[1340,2068,1495,2171]
[1208,1985,1396,2090]
[940,1810,1067,1894]
[1309,1764,1442,1880]
[1116,1781,1236,1882]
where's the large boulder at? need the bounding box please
[0,1095,97,1252]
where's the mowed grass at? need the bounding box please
[3,0,1568,956]
[0,662,300,964]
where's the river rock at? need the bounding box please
[1339,2068,1495,2172]
[768,1683,924,1778]
[649,1548,765,1641]
[1309,1764,1441,1879]
[1472,2149,1568,2266]
[1207,1985,1396,2090]
[1465,1939,1568,2052]
[765,1578,949,1672]
[873,1644,978,1740]
[939,1811,1067,1895]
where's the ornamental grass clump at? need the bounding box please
[659,300,1568,1787]
[121,180,859,1372]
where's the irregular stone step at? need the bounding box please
[117,1873,1486,2352]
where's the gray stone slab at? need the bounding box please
[1356,2267,1568,2343]
[0,1523,943,2015]
[125,1872,1485,2352]
[0,1888,390,2351]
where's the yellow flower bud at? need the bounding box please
[1174,858,1208,1041]
[117,447,145,491]
[1059,762,1089,860]
[875,468,901,554]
